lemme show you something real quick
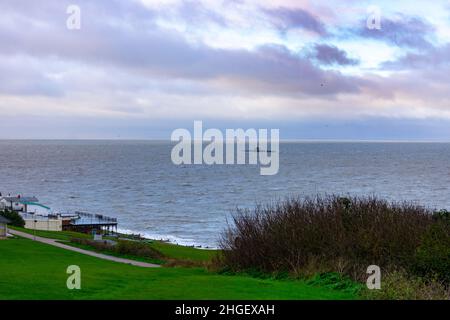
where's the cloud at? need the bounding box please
[383,43,450,69]
[0,55,64,97]
[263,7,327,35]
[357,15,434,49]
[309,44,358,66]
[1,0,450,139]
[0,2,361,97]
[175,0,229,27]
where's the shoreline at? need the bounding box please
[116,227,219,250]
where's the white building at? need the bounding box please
[1,193,117,233]
[21,213,63,231]
[0,196,40,212]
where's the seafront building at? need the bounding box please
[0,195,41,212]
[0,193,118,234]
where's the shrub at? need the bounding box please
[433,209,450,223]
[70,237,114,251]
[413,219,450,284]
[0,209,25,227]
[70,238,164,260]
[219,195,434,280]
[362,270,450,300]
[115,240,163,259]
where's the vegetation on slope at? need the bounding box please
[0,210,25,227]
[0,237,356,300]
[219,196,450,299]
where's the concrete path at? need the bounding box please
[9,229,160,268]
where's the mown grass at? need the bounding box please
[61,240,166,265]
[0,237,356,300]
[9,226,218,263]
[150,241,219,262]
[9,226,92,241]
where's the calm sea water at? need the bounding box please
[1,140,450,247]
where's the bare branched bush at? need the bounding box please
[220,195,437,281]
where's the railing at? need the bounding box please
[74,211,118,223]
[19,210,118,225]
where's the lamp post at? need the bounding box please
[34,219,37,240]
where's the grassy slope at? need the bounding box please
[0,237,356,300]
[9,226,218,262]
[61,241,166,265]
[150,241,218,262]
[9,226,92,241]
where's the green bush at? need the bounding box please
[433,209,450,223]
[0,210,25,227]
[414,220,450,284]
[70,237,163,260]
[116,240,163,259]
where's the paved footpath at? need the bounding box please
[9,229,160,268]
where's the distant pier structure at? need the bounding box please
[60,211,118,234]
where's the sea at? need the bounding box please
[1,140,450,248]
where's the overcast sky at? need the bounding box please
[1,0,450,139]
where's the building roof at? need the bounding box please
[1,196,39,203]
[21,201,51,210]
[0,216,11,224]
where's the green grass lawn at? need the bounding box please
[9,226,218,262]
[0,237,357,300]
[61,240,166,265]
[9,226,92,241]
[149,241,219,262]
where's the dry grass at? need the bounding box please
[362,270,450,300]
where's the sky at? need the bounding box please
[1,0,450,140]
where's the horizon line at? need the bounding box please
[2,138,450,143]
